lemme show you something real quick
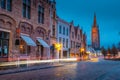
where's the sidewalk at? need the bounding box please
[0,62,63,75]
[0,58,78,75]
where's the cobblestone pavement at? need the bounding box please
[0,58,120,80]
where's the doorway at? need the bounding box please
[0,31,9,58]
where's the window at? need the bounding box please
[59,37,62,43]
[27,46,31,53]
[59,25,62,34]
[72,32,74,38]
[71,41,72,48]
[0,0,12,11]
[74,41,75,48]
[53,11,56,19]
[22,0,31,19]
[66,28,68,36]
[52,25,55,37]
[20,40,31,54]
[63,27,65,35]
[63,38,65,48]
[0,31,9,57]
[66,39,68,48]
[38,5,44,24]
[78,34,80,40]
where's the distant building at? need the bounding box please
[56,17,70,58]
[91,13,100,50]
[70,21,83,58]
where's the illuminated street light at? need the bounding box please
[80,48,85,52]
[55,43,62,59]
[55,43,62,50]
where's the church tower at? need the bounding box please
[91,13,100,50]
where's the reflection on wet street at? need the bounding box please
[1,58,120,80]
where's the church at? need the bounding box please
[91,13,100,50]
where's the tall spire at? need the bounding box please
[93,13,97,27]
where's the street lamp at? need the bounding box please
[55,43,62,51]
[55,43,62,59]
[80,48,85,60]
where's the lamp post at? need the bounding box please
[55,43,62,59]
[80,48,84,60]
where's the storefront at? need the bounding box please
[19,33,36,56]
[36,37,50,60]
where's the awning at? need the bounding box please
[21,34,36,46]
[37,38,49,48]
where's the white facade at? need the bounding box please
[57,17,70,59]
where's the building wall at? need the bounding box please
[70,22,76,57]
[0,0,52,61]
[49,1,57,59]
[74,26,82,56]
[70,22,83,58]
[57,17,70,58]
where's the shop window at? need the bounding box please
[19,39,31,55]
[0,31,3,38]
[0,31,9,57]
[27,46,31,53]
[4,32,9,39]
[20,40,26,54]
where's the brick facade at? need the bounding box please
[0,0,53,61]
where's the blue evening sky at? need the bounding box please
[56,0,120,48]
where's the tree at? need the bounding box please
[111,44,118,57]
[117,42,120,51]
[107,47,111,56]
[101,46,107,58]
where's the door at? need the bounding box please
[0,31,9,58]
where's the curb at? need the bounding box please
[0,64,63,76]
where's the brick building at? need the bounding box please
[49,0,57,59]
[0,0,54,62]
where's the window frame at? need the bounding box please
[22,0,31,19]
[0,0,12,11]
[38,5,44,24]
